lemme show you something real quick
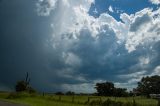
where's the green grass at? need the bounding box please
[6,97,85,106]
[0,92,85,106]
[105,96,158,106]
[0,92,9,98]
[0,92,158,106]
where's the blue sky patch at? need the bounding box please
[89,0,158,21]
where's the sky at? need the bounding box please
[0,0,160,93]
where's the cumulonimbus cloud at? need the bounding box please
[36,0,160,92]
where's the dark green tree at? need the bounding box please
[136,75,160,97]
[95,82,114,96]
[15,72,35,93]
[15,80,28,92]
[114,88,128,97]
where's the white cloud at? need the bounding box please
[118,70,147,79]
[120,13,132,25]
[151,65,160,75]
[125,8,160,52]
[36,0,160,53]
[61,79,105,93]
[36,0,94,16]
[149,0,160,5]
[114,82,136,91]
[109,5,114,13]
[116,70,147,90]
[115,65,160,90]
[61,83,96,93]
[37,0,160,53]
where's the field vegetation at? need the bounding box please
[0,92,159,106]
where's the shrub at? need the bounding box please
[15,81,28,92]
[88,98,138,106]
[15,72,36,93]
[7,92,31,99]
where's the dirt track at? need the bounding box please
[0,100,27,106]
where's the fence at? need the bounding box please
[42,94,160,106]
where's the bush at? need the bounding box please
[88,98,138,106]
[15,81,28,92]
[15,72,36,93]
[7,92,31,99]
[27,86,36,93]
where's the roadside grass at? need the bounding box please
[6,97,85,106]
[0,92,85,106]
[0,92,158,106]
[0,91,9,98]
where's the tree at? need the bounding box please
[15,72,35,93]
[95,82,114,96]
[66,91,75,95]
[136,75,160,97]
[114,88,128,97]
[15,81,28,92]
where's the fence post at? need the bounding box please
[87,97,90,103]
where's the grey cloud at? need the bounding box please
[130,14,152,32]
[36,0,58,16]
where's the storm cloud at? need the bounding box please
[0,0,160,93]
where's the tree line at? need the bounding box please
[15,73,160,97]
[95,75,160,97]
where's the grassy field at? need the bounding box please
[0,92,158,106]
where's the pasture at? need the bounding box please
[0,92,159,106]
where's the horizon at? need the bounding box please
[0,0,160,93]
